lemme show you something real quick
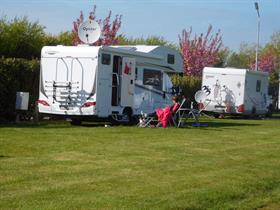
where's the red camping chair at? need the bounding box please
[138,99,183,128]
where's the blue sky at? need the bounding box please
[1,0,279,51]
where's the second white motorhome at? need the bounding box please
[38,45,183,123]
[201,67,270,116]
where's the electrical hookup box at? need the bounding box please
[15,92,29,111]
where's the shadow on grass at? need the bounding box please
[0,121,112,129]
[268,113,280,119]
[0,121,70,129]
[178,120,260,130]
[205,121,260,128]
[0,119,261,129]
[0,155,11,158]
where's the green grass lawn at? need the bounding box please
[1,117,280,210]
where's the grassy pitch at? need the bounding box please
[1,118,280,209]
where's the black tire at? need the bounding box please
[129,115,139,125]
[110,118,121,126]
[213,113,220,118]
[123,108,134,125]
[265,104,273,118]
[70,119,82,126]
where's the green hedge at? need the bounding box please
[171,74,202,106]
[0,58,39,121]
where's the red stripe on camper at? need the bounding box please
[237,104,245,113]
[37,100,50,106]
[81,102,96,108]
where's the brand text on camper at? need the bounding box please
[83,27,97,32]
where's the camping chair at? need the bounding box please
[175,98,200,127]
[173,91,213,128]
[138,112,170,128]
[170,97,187,127]
[138,113,158,127]
[138,98,183,128]
[194,90,212,118]
[176,90,212,127]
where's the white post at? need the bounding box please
[255,2,260,71]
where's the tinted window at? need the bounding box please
[167,54,175,64]
[101,53,111,65]
[143,69,162,91]
[135,67,138,80]
[256,80,261,92]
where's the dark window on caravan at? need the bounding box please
[135,67,138,80]
[256,80,261,92]
[167,54,175,64]
[101,53,111,65]
[113,56,121,73]
[143,69,162,91]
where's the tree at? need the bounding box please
[243,33,279,73]
[179,25,223,76]
[269,30,280,70]
[72,5,122,46]
[271,31,280,51]
[215,47,230,67]
[226,43,255,69]
[250,46,277,74]
[117,35,177,49]
[227,40,278,74]
[0,16,45,59]
[43,31,73,46]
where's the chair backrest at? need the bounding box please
[169,97,187,127]
[194,90,211,113]
[171,98,187,121]
[172,102,180,114]
[175,98,187,113]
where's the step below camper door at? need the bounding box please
[120,57,135,107]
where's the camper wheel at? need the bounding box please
[251,107,256,115]
[249,107,258,118]
[70,119,82,126]
[213,113,220,118]
[265,104,273,118]
[123,107,134,125]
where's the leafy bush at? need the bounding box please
[0,58,39,121]
[118,35,177,49]
[43,31,73,46]
[0,17,45,59]
[171,74,202,106]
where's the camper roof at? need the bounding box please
[203,67,269,76]
[111,45,159,53]
[41,45,183,73]
[105,45,183,73]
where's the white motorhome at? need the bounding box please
[38,45,183,123]
[201,67,270,116]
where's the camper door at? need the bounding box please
[120,57,135,107]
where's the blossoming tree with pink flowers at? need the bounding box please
[179,25,223,76]
[72,5,122,46]
[250,47,277,74]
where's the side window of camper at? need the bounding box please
[143,69,162,91]
[167,54,175,64]
[101,53,111,65]
[135,67,138,80]
[256,80,261,92]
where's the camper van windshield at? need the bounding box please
[143,69,162,91]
